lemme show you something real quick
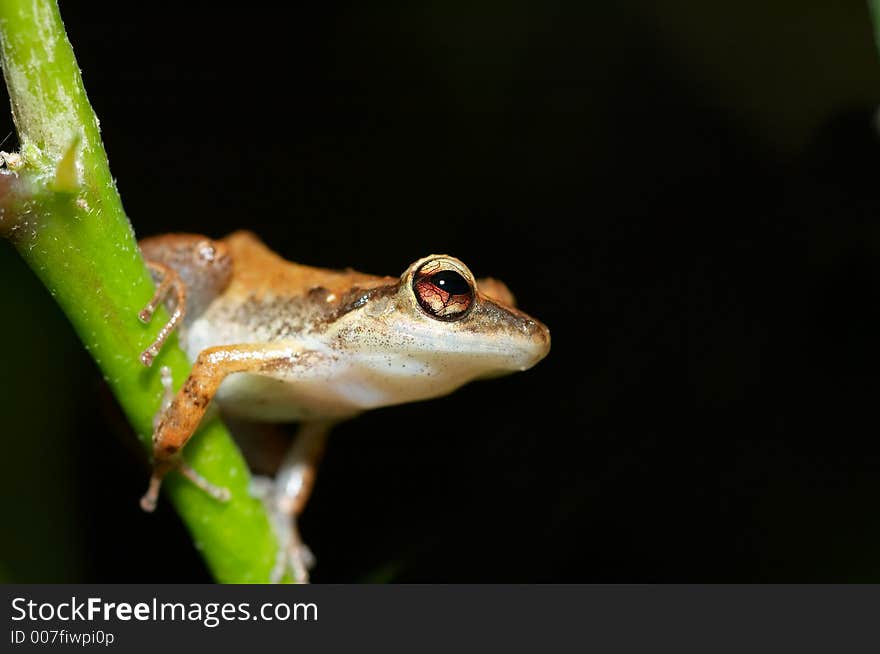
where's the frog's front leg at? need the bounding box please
[140,343,308,512]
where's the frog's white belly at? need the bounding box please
[212,354,477,422]
[183,317,481,422]
[214,372,361,421]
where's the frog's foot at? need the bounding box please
[139,260,186,367]
[140,459,231,513]
[258,421,331,582]
[250,475,315,584]
[139,365,230,512]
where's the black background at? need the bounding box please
[2,1,880,582]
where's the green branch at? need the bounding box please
[871,0,880,55]
[0,0,288,582]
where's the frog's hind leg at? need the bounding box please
[138,261,186,367]
[276,421,331,517]
[251,421,332,583]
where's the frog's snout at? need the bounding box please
[470,296,551,372]
[522,319,551,370]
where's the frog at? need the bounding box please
[136,230,551,582]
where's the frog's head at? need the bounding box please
[333,255,550,392]
[398,254,550,375]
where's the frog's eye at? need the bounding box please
[412,259,474,321]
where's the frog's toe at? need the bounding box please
[252,475,315,583]
[249,474,275,500]
[138,260,186,367]
[287,539,315,584]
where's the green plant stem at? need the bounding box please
[0,0,288,582]
[871,1,880,55]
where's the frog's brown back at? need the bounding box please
[193,231,400,343]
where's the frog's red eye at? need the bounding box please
[413,259,474,321]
